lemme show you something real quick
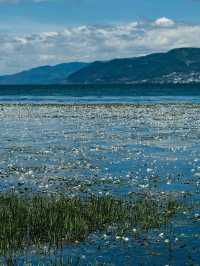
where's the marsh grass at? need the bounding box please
[0,194,179,255]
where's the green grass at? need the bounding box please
[0,194,179,255]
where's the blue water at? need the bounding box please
[0,84,200,104]
[1,84,200,265]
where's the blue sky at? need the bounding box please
[1,0,200,33]
[1,0,200,30]
[0,0,200,74]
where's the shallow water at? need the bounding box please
[0,103,200,196]
[1,86,200,265]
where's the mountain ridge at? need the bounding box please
[1,48,200,84]
[0,62,88,85]
[66,47,200,84]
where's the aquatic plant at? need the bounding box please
[0,193,179,256]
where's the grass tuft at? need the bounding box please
[0,194,179,254]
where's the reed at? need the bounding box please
[0,194,179,255]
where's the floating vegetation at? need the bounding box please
[1,103,200,196]
[0,103,200,265]
[0,194,179,255]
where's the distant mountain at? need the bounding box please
[0,62,88,85]
[2,48,200,85]
[67,48,200,84]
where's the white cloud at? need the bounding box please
[154,17,175,27]
[1,17,200,74]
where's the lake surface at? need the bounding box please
[1,85,200,265]
[0,84,200,104]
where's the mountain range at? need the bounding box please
[67,48,200,84]
[1,48,200,85]
[0,62,88,85]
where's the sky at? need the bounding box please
[0,0,200,74]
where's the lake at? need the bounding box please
[0,84,200,265]
[1,83,200,104]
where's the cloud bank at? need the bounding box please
[1,17,200,74]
